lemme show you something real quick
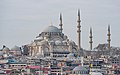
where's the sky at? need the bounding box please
[0,0,120,50]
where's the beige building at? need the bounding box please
[26,10,83,58]
[27,25,78,58]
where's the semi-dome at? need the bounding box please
[11,46,21,51]
[39,40,48,45]
[3,47,10,51]
[67,53,75,58]
[35,36,43,40]
[43,26,61,33]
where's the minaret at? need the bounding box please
[89,27,93,50]
[59,13,63,33]
[77,9,81,50]
[107,25,111,50]
[50,22,53,26]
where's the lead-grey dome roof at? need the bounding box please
[67,53,75,58]
[73,66,88,71]
[11,46,21,51]
[43,26,61,33]
[3,47,10,51]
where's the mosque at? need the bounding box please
[0,10,114,75]
[26,10,82,58]
[26,10,111,58]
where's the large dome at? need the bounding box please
[73,66,88,71]
[43,26,61,33]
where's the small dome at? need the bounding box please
[43,26,61,33]
[9,54,14,58]
[91,72,103,75]
[3,47,10,51]
[37,41,42,45]
[39,40,47,45]
[35,36,43,40]
[69,41,76,45]
[73,66,88,71]
[67,53,75,58]
[55,40,62,45]
[48,40,55,45]
[11,46,21,51]
[3,54,9,58]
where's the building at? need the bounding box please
[26,11,82,58]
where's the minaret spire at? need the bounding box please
[89,27,93,50]
[59,13,63,32]
[107,25,111,50]
[77,9,81,50]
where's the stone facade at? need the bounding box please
[27,26,78,58]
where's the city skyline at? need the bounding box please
[0,0,120,49]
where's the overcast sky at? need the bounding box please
[0,0,120,50]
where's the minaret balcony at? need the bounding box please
[77,25,81,28]
[107,39,111,41]
[77,20,81,22]
[107,34,111,36]
[89,41,93,43]
[89,36,92,38]
[77,30,81,32]
[59,24,62,26]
